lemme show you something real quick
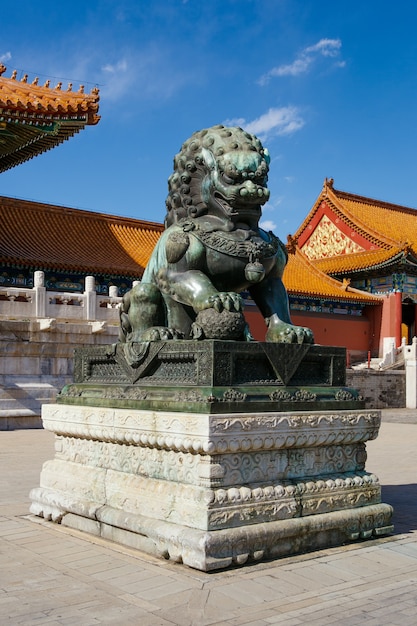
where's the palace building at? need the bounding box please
[0,195,163,295]
[295,178,417,351]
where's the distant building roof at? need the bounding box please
[0,64,100,172]
[294,178,417,275]
[0,195,163,278]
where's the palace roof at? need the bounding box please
[0,65,100,172]
[0,196,163,278]
[283,246,382,305]
[294,178,417,275]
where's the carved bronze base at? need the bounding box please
[59,341,364,413]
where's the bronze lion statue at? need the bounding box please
[120,125,313,351]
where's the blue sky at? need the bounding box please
[1,0,417,237]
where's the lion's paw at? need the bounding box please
[266,322,314,344]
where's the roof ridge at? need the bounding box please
[329,186,417,248]
[333,186,417,215]
[0,195,165,231]
[0,65,101,171]
[0,63,99,98]
[310,181,402,249]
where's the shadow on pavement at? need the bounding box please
[382,484,417,534]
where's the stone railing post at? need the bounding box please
[33,271,46,317]
[84,276,96,321]
[405,337,417,408]
[109,285,118,298]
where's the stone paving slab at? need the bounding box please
[380,407,417,424]
[0,410,416,624]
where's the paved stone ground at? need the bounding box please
[1,409,416,625]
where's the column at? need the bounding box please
[395,291,402,348]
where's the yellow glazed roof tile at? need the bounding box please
[0,195,163,278]
[283,247,382,304]
[338,194,417,250]
[310,247,404,274]
[0,64,100,123]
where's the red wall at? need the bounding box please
[291,312,373,352]
[244,308,268,341]
[244,305,382,356]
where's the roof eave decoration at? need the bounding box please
[0,65,100,172]
[312,245,417,276]
[286,287,382,305]
[283,246,383,305]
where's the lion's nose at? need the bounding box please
[240,181,257,197]
[240,182,269,201]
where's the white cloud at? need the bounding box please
[98,47,196,104]
[223,116,246,127]
[259,38,343,85]
[260,219,277,231]
[102,59,128,74]
[99,58,130,101]
[0,51,12,63]
[305,38,341,57]
[245,107,304,140]
[224,107,304,142]
[266,57,312,79]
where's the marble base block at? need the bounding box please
[30,403,393,571]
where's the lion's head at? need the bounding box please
[165,125,270,230]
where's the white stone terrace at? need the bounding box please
[0,271,123,324]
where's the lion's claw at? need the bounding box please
[139,327,183,341]
[207,292,243,313]
[266,322,314,344]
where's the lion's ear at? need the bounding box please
[165,231,190,264]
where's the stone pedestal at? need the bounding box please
[30,342,393,571]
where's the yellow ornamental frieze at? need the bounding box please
[302,216,365,259]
